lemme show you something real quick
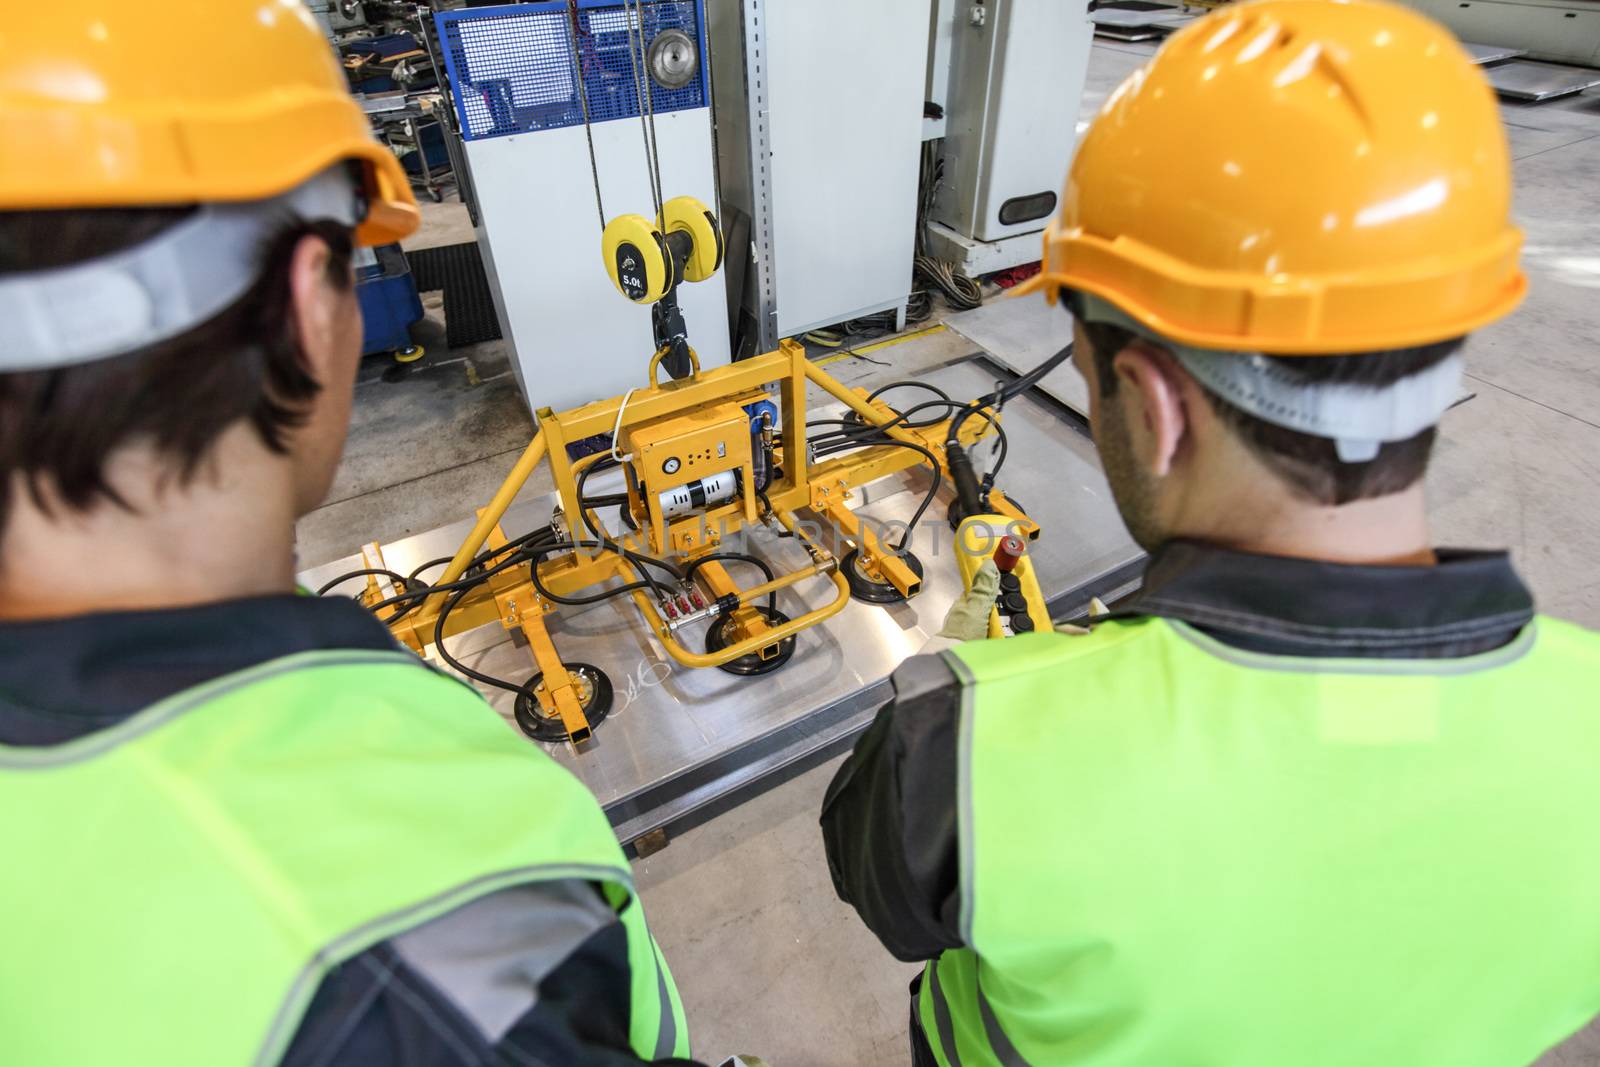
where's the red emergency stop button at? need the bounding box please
[994,535,1026,573]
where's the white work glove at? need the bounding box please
[940,560,1002,641]
[920,572,1108,654]
[918,561,1001,654]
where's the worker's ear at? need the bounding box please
[1110,340,1188,478]
[287,233,357,385]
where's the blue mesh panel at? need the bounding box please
[436,1,707,142]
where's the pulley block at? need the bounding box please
[602,196,723,305]
[658,195,724,283]
[602,213,673,304]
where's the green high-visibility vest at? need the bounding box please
[0,649,689,1066]
[920,616,1600,1066]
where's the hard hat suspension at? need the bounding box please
[0,167,362,374]
[1075,293,1465,462]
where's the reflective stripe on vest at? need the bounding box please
[0,650,689,1065]
[920,616,1600,1066]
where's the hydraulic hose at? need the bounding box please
[944,341,1074,518]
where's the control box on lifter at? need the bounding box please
[954,514,1052,639]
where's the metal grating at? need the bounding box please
[436,0,707,142]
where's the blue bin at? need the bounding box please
[357,243,425,357]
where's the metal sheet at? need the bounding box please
[945,298,1089,417]
[1488,60,1600,100]
[1463,41,1527,65]
[1093,24,1170,40]
[300,357,1143,844]
[1090,7,1191,28]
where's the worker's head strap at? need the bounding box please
[1074,293,1462,463]
[0,167,362,375]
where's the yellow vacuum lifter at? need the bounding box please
[338,195,1051,749]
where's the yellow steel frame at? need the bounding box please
[365,339,1031,746]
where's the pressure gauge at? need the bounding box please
[663,457,682,475]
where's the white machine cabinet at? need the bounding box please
[1403,0,1600,66]
[708,0,928,350]
[927,0,1094,276]
[437,1,731,416]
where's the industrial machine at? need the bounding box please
[435,0,731,413]
[1402,0,1600,67]
[923,0,1095,277]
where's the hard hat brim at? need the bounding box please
[4,94,420,248]
[1025,218,1527,355]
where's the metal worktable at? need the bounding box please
[300,356,1144,850]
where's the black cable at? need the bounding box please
[316,568,411,597]
[755,489,793,536]
[575,456,618,545]
[363,538,554,615]
[575,458,682,593]
[813,393,1002,440]
[382,532,551,625]
[318,524,559,608]
[946,341,1073,448]
[407,556,453,583]
[379,562,448,626]
[526,538,665,606]
[865,381,951,406]
[433,585,530,697]
[941,349,1069,517]
[806,419,943,551]
[576,461,683,577]
[432,580,613,742]
[806,386,1010,542]
[911,141,982,312]
[808,399,1008,479]
[414,531,675,709]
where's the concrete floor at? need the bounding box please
[299,41,1600,1066]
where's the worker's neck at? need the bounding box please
[0,431,299,621]
[1179,482,1436,567]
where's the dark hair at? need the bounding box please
[0,208,354,538]
[1075,306,1463,506]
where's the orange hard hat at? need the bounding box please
[0,0,419,246]
[1018,0,1525,354]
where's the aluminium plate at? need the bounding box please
[1488,60,1600,100]
[1093,24,1170,40]
[1091,7,1192,28]
[1463,41,1528,65]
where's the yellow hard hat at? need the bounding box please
[0,0,419,246]
[1019,0,1525,354]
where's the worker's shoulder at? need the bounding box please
[942,616,1159,684]
[241,645,479,706]
[1531,614,1600,661]
[224,646,490,724]
[214,647,571,779]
